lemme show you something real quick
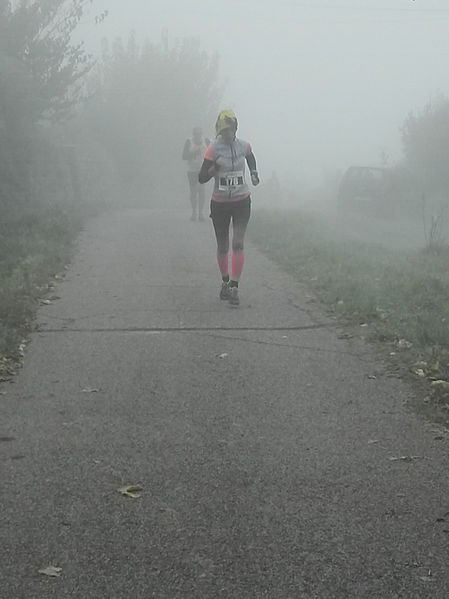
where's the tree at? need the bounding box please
[85,34,223,201]
[401,96,449,196]
[0,1,98,213]
[0,0,96,121]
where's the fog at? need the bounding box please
[3,0,449,253]
[4,5,449,592]
[77,0,449,186]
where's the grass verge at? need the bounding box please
[249,209,449,416]
[0,205,84,377]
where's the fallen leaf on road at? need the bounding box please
[432,379,449,391]
[430,380,449,401]
[119,484,143,499]
[404,561,422,569]
[39,566,62,578]
[413,369,426,378]
[82,388,99,394]
[397,338,413,350]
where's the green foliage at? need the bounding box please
[0,2,108,356]
[250,210,449,350]
[0,0,94,121]
[0,205,80,354]
[402,95,449,196]
[85,34,222,200]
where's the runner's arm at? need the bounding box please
[246,151,257,172]
[198,159,215,184]
[198,144,215,183]
[246,151,260,185]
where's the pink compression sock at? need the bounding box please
[231,251,244,281]
[217,253,229,277]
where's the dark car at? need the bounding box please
[337,166,394,212]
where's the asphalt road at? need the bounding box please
[1,209,449,598]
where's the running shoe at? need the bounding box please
[229,286,240,306]
[220,281,231,300]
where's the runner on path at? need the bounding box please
[198,109,259,306]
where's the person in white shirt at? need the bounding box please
[182,126,210,221]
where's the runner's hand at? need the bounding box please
[251,171,260,186]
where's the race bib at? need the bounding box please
[218,170,245,192]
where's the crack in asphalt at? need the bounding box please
[201,331,372,359]
[38,323,333,334]
[35,323,373,359]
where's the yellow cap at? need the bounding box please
[215,109,238,135]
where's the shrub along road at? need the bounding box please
[1,209,448,598]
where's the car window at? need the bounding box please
[366,169,383,180]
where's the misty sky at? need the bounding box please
[79,0,449,185]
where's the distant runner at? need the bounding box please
[198,109,259,306]
[182,126,209,221]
